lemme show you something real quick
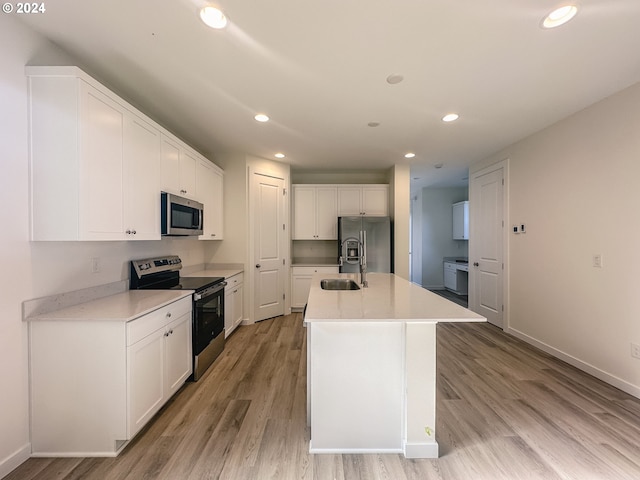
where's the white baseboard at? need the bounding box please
[0,443,30,480]
[404,441,439,458]
[507,327,640,400]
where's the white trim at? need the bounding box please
[309,442,403,455]
[507,327,640,399]
[0,443,30,479]
[404,441,439,459]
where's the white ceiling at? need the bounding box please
[17,0,640,191]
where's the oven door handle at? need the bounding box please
[193,281,227,301]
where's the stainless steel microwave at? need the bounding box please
[161,192,204,236]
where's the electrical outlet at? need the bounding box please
[592,254,603,268]
[631,343,640,359]
[91,257,101,273]
[512,225,519,234]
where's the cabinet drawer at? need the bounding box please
[127,296,192,346]
[292,266,339,275]
[444,262,457,272]
[225,272,244,290]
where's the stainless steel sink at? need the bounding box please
[320,279,361,290]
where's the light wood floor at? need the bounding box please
[8,314,640,480]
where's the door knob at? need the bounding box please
[473,262,479,267]
[255,264,261,268]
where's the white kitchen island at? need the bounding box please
[304,273,485,458]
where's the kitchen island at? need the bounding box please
[304,272,485,458]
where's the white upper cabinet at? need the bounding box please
[452,201,469,240]
[337,185,389,216]
[27,66,223,242]
[123,115,161,240]
[197,158,224,240]
[293,185,337,240]
[161,136,197,199]
[27,67,162,241]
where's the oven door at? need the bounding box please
[193,282,226,356]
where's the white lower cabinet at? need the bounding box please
[224,273,244,336]
[291,266,339,309]
[126,306,192,438]
[29,296,192,457]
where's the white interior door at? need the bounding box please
[252,173,285,322]
[470,165,504,328]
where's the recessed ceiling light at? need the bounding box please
[404,153,416,159]
[274,153,285,159]
[368,122,380,127]
[386,74,404,85]
[542,5,578,29]
[254,113,269,122]
[200,6,228,29]
[442,113,459,122]
[434,163,444,169]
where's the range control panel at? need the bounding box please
[131,255,182,278]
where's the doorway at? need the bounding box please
[250,172,286,322]
[469,161,507,328]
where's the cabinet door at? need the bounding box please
[127,328,164,438]
[362,186,388,216]
[180,150,198,197]
[165,313,193,397]
[224,287,234,335]
[123,114,161,240]
[210,168,224,239]
[444,264,457,290]
[197,159,224,240]
[291,274,313,308]
[337,187,362,216]
[293,186,317,239]
[80,83,125,240]
[315,187,338,239]
[231,284,244,330]
[453,201,469,240]
[161,135,181,195]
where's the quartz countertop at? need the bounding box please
[184,268,243,278]
[304,273,485,323]
[26,290,193,322]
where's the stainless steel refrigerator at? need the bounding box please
[338,216,392,273]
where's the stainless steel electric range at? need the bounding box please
[130,255,226,381]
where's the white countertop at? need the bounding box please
[26,290,193,322]
[184,268,243,279]
[304,273,485,323]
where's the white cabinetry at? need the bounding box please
[27,66,223,242]
[123,115,162,239]
[29,295,192,456]
[224,272,244,336]
[160,135,198,198]
[28,69,164,241]
[453,201,469,240]
[291,266,339,309]
[337,185,389,216]
[126,300,192,437]
[293,185,338,239]
[444,261,468,295]
[197,158,224,240]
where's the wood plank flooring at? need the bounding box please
[8,314,640,480]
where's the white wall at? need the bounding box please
[472,80,640,397]
[420,187,469,289]
[0,15,212,476]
